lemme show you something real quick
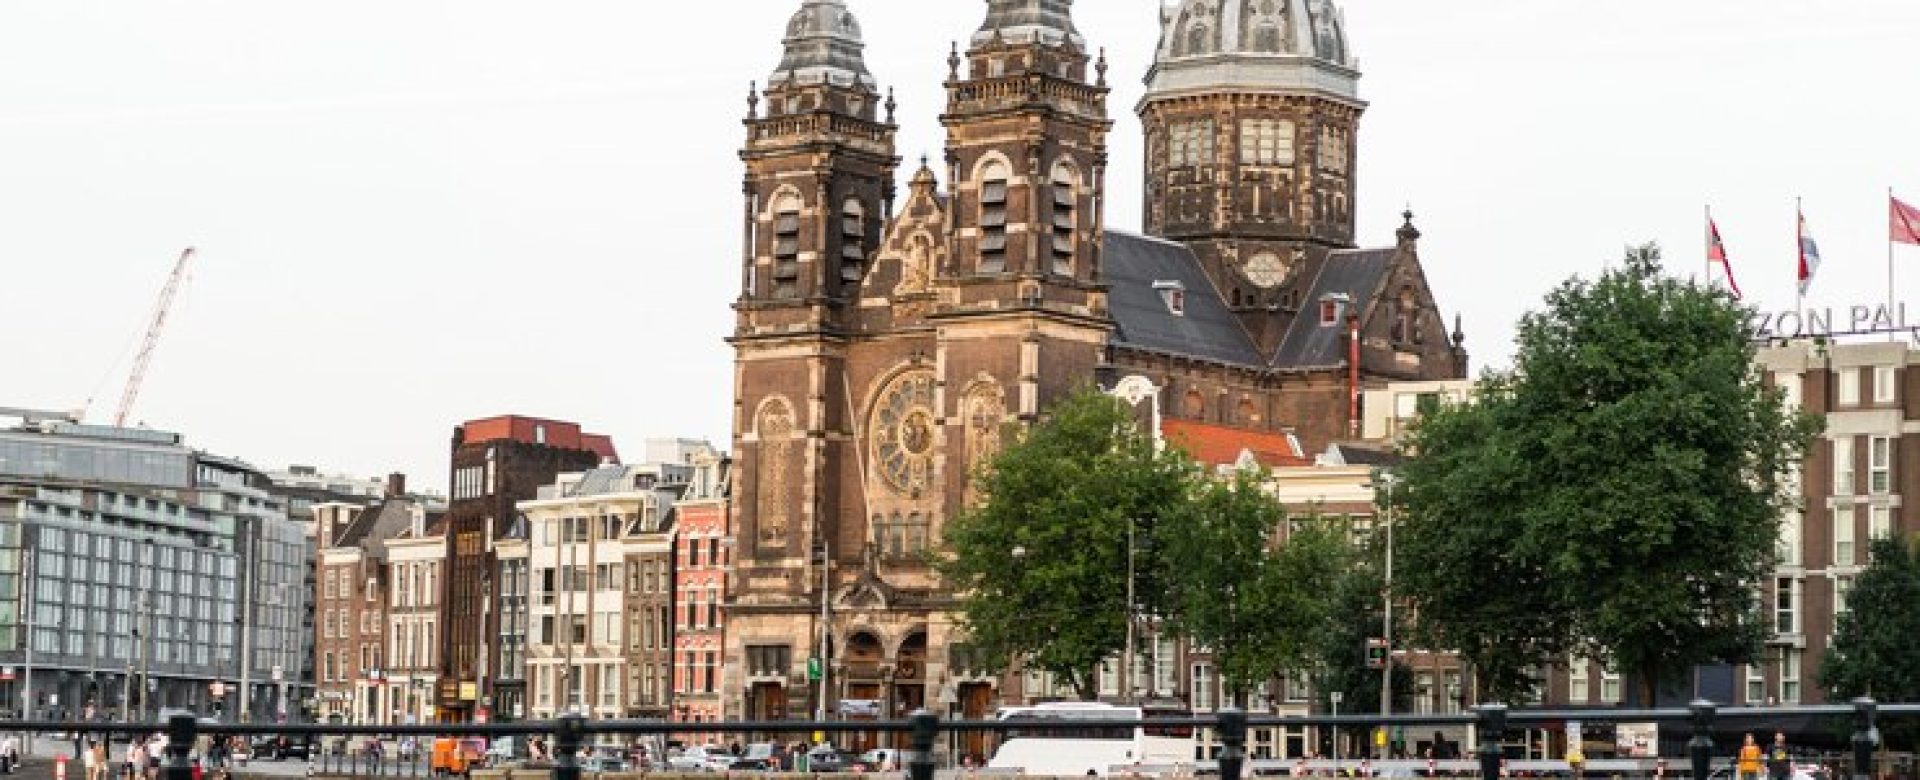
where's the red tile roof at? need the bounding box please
[1162,419,1310,469]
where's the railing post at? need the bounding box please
[555,714,585,780]
[1218,708,1248,780]
[1850,697,1878,780]
[1689,700,1716,780]
[164,715,196,780]
[908,709,939,780]
[1475,704,1506,780]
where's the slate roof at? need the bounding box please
[333,498,418,549]
[1270,248,1396,368]
[1323,443,1404,468]
[1105,231,1263,366]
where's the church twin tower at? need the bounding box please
[725,0,1465,721]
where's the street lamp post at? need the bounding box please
[1377,470,1400,757]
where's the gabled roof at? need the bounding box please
[1105,231,1263,366]
[1271,248,1396,367]
[1162,419,1311,470]
[333,497,418,550]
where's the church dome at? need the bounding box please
[973,0,1084,49]
[1145,0,1361,103]
[770,0,877,91]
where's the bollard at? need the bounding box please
[555,715,585,780]
[1218,709,1248,780]
[165,716,196,780]
[1475,705,1506,780]
[1655,758,1666,780]
[1850,698,1877,780]
[908,710,938,780]
[1688,700,1716,780]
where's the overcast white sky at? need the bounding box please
[3,1,1917,492]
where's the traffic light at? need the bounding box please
[1364,638,1389,669]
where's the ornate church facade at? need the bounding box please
[722,0,1467,730]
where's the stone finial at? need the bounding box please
[1452,314,1466,346]
[885,87,897,124]
[746,82,760,120]
[1397,209,1421,246]
[1095,47,1109,87]
[948,42,962,81]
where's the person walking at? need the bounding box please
[1738,734,1762,780]
[83,739,101,780]
[1766,733,1792,780]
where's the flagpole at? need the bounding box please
[1891,187,1899,332]
[1796,197,1806,316]
[1706,204,1714,286]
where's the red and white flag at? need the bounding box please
[1707,215,1743,298]
[1893,195,1920,246]
[1798,208,1823,296]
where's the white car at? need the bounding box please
[668,746,734,773]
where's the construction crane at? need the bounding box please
[113,247,195,428]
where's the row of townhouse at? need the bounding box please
[313,415,731,731]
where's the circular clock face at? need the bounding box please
[872,370,938,494]
[1244,253,1287,289]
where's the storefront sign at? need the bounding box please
[1751,303,1920,343]
[459,682,480,702]
[1616,723,1658,758]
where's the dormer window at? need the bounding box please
[1155,280,1187,317]
[1319,293,1351,326]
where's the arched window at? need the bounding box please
[979,160,1010,272]
[771,194,803,299]
[1049,162,1078,276]
[841,199,867,285]
[1184,389,1205,419]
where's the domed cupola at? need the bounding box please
[1145,0,1360,104]
[770,0,877,91]
[974,0,1084,49]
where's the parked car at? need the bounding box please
[581,756,628,774]
[857,749,902,771]
[670,745,730,773]
[728,743,782,770]
[250,736,313,761]
[804,747,853,774]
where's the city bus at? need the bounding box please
[987,702,1194,777]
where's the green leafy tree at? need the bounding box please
[1396,244,1819,703]
[1822,537,1920,748]
[1308,556,1414,751]
[1158,479,1349,705]
[940,386,1198,700]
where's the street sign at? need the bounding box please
[211,682,226,697]
[807,657,822,681]
[1330,691,1343,705]
[271,666,284,682]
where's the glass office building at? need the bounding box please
[0,414,310,722]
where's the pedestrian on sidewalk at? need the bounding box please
[1737,734,1762,780]
[1766,733,1792,780]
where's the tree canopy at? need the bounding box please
[1157,478,1352,704]
[1395,244,1819,702]
[939,386,1196,700]
[1822,537,1920,747]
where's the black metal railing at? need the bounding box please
[4,699,1917,780]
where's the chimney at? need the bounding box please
[387,472,407,498]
